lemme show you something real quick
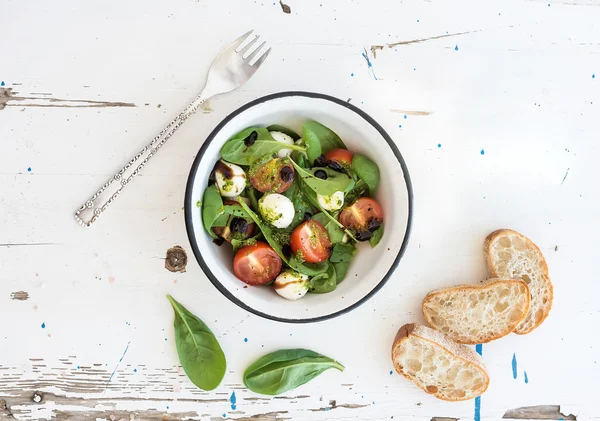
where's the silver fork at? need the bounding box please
[75,30,270,227]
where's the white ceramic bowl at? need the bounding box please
[185,92,413,323]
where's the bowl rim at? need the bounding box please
[184,91,414,323]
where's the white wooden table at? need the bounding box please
[1,0,598,419]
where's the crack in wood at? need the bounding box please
[387,30,482,48]
[503,405,577,420]
[0,87,136,111]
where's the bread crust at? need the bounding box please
[484,229,553,334]
[391,323,490,401]
[421,279,531,344]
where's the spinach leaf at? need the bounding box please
[302,121,346,163]
[221,139,305,166]
[333,261,350,283]
[284,179,314,230]
[266,124,300,140]
[330,243,357,263]
[167,295,226,391]
[312,213,345,243]
[344,179,369,204]
[229,126,272,141]
[236,199,328,276]
[291,161,353,196]
[291,150,310,168]
[201,185,224,238]
[309,265,337,293]
[351,154,380,194]
[245,187,261,212]
[243,349,344,395]
[369,224,384,247]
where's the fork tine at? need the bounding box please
[230,30,254,50]
[251,47,271,68]
[239,35,259,55]
[246,41,267,62]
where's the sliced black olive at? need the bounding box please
[356,230,373,241]
[303,212,312,221]
[243,130,258,147]
[213,237,225,246]
[314,154,329,167]
[279,166,294,183]
[282,244,292,258]
[367,217,382,232]
[314,169,328,180]
[327,160,344,172]
[230,217,248,234]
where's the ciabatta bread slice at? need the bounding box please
[422,279,530,344]
[485,229,553,334]
[391,323,489,401]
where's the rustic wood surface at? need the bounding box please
[1,0,598,419]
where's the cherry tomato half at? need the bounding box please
[339,197,384,232]
[290,220,332,263]
[233,241,282,286]
[249,158,294,193]
[324,148,353,165]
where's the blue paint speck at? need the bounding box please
[164,338,167,341]
[77,365,80,369]
[325,407,330,411]
[372,401,375,404]
[166,406,169,409]
[351,73,354,77]
[474,344,482,421]
[476,344,483,355]
[403,115,407,119]
[41,322,46,329]
[0,81,4,87]
[398,125,402,128]
[244,337,248,343]
[289,333,292,336]
[480,149,485,155]
[593,74,596,79]
[134,368,137,372]
[413,68,416,71]
[222,414,226,418]
[417,19,420,22]
[437,143,442,148]
[512,353,518,379]
[261,344,264,347]
[27,167,32,172]
[524,371,529,384]
[361,51,378,80]
[230,391,237,410]
[548,3,551,6]
[389,370,393,375]
[454,45,459,51]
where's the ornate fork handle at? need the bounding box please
[75,92,208,227]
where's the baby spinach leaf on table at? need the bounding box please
[351,154,380,194]
[236,199,328,276]
[243,349,344,395]
[220,139,305,166]
[369,224,384,247]
[312,213,345,243]
[309,265,337,293]
[202,185,224,238]
[266,124,301,140]
[291,161,353,196]
[302,121,346,163]
[166,295,226,391]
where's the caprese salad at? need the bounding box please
[201,121,384,300]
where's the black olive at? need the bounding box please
[314,154,329,167]
[230,217,248,234]
[327,160,344,172]
[367,218,382,232]
[356,230,373,241]
[279,165,294,183]
[243,130,258,147]
[282,244,292,258]
[314,169,328,180]
[213,237,225,246]
[303,212,312,221]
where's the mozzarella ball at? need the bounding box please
[317,191,345,211]
[270,131,294,158]
[215,160,246,197]
[258,193,295,229]
[274,270,309,300]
